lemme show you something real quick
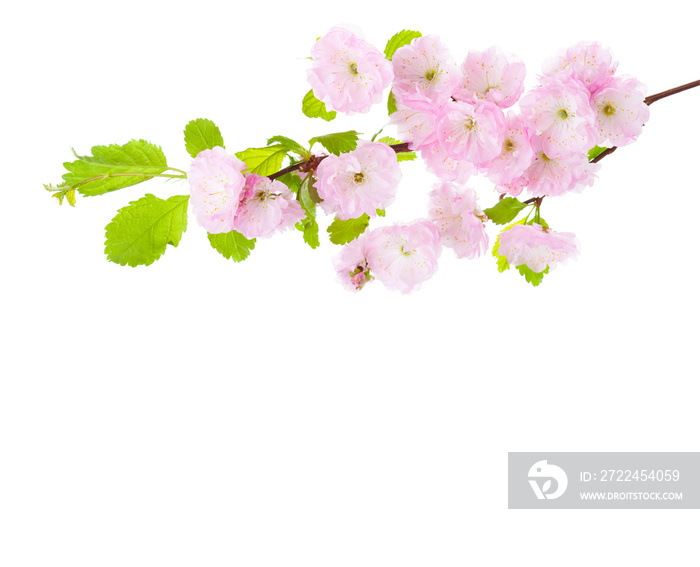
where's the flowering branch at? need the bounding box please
[44,28,700,292]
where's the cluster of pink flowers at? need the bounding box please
[183,30,652,293]
[334,220,442,294]
[188,147,304,239]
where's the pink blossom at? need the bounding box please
[333,234,374,292]
[188,146,246,234]
[496,174,529,197]
[365,220,442,294]
[233,174,305,239]
[497,223,579,273]
[542,41,618,95]
[455,46,526,108]
[520,77,596,158]
[389,91,441,150]
[591,76,650,147]
[525,136,600,197]
[391,35,461,105]
[308,27,393,114]
[435,100,506,164]
[483,112,534,185]
[428,182,488,259]
[420,138,476,183]
[315,141,401,220]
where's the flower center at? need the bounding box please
[349,62,359,75]
[504,139,515,152]
[464,117,476,131]
[425,69,437,82]
[557,108,569,120]
[603,103,616,116]
[353,172,365,184]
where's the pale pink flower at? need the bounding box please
[428,182,488,259]
[520,77,596,158]
[525,136,599,197]
[365,220,442,294]
[315,141,401,220]
[483,112,534,185]
[497,223,579,273]
[391,35,461,105]
[308,26,393,114]
[233,174,305,239]
[188,146,246,234]
[455,46,526,108]
[333,234,374,292]
[591,76,650,147]
[496,174,529,197]
[420,138,476,184]
[542,41,618,95]
[435,100,506,164]
[389,91,441,150]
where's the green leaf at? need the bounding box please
[62,139,170,197]
[184,118,225,158]
[517,264,549,287]
[302,89,337,121]
[484,197,528,225]
[104,194,189,267]
[295,175,320,249]
[267,135,310,159]
[44,182,76,206]
[309,131,360,156]
[388,91,398,115]
[275,172,302,195]
[376,136,416,161]
[297,216,320,249]
[384,30,422,60]
[327,214,370,245]
[235,145,288,176]
[376,209,386,217]
[588,145,608,161]
[207,230,256,262]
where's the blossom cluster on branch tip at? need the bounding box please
[48,26,697,287]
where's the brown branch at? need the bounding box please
[268,143,412,181]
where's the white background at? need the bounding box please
[1,0,698,565]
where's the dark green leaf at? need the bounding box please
[184,118,225,158]
[309,131,360,156]
[207,230,256,262]
[384,30,422,60]
[484,197,528,225]
[104,194,189,266]
[302,89,337,121]
[327,214,370,245]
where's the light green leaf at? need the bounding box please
[104,194,189,267]
[484,197,528,225]
[207,230,256,262]
[327,214,370,245]
[297,216,320,249]
[275,172,302,194]
[492,219,526,272]
[517,264,549,287]
[235,145,288,176]
[384,30,422,60]
[388,91,398,115]
[267,135,310,159]
[309,131,360,155]
[376,209,386,217]
[376,136,416,161]
[44,182,76,206]
[587,145,608,161]
[302,89,337,121]
[184,118,225,158]
[62,139,170,197]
